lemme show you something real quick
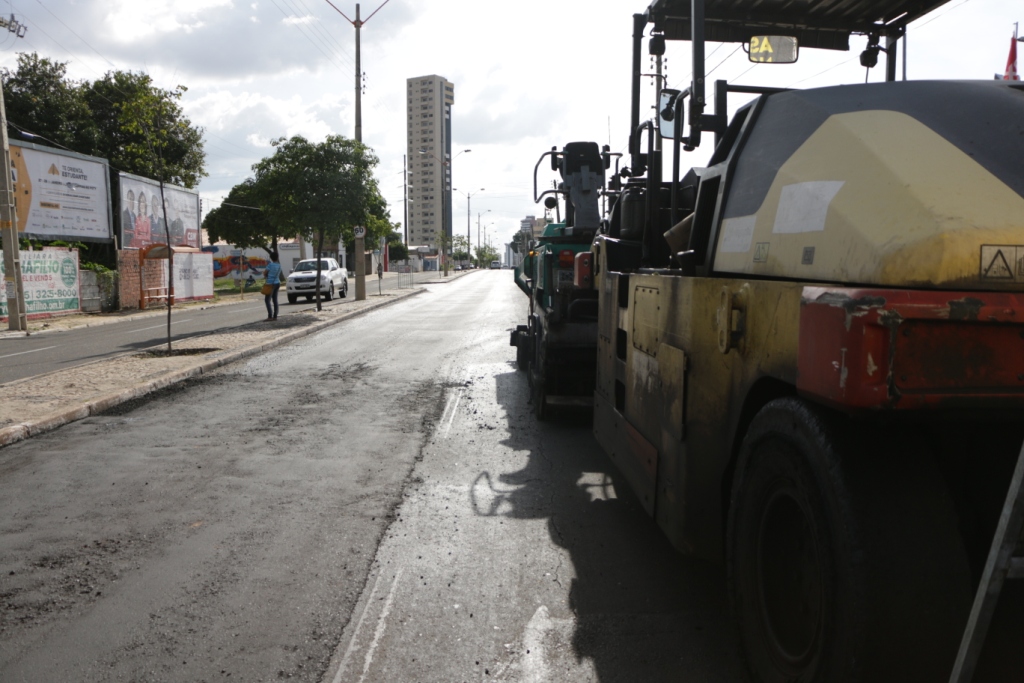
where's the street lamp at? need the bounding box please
[453,187,484,267]
[477,209,491,260]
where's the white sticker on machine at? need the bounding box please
[772,180,844,234]
[719,215,756,253]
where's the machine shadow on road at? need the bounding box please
[470,366,749,682]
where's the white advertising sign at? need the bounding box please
[120,173,200,250]
[173,252,214,301]
[11,142,112,241]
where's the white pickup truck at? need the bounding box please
[285,258,349,303]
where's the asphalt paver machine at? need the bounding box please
[511,142,612,419]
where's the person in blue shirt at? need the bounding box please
[263,251,284,321]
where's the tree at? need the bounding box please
[85,70,206,188]
[476,243,500,267]
[451,235,470,263]
[386,231,408,262]
[1,53,206,189]
[253,135,381,310]
[2,53,96,152]
[202,179,291,253]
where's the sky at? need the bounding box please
[0,0,1020,253]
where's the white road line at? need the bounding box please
[332,570,385,683]
[522,605,553,683]
[357,569,403,683]
[0,345,57,360]
[441,389,463,439]
[125,319,193,334]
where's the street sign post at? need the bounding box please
[354,225,366,301]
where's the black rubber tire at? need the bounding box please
[515,336,529,372]
[727,398,972,683]
[341,280,348,298]
[287,294,297,304]
[325,283,334,301]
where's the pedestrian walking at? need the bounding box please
[262,251,284,321]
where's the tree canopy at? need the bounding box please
[2,52,206,188]
[202,179,285,253]
[203,135,393,282]
[386,230,408,262]
[1,53,95,153]
[253,134,385,248]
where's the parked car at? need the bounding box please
[285,258,348,303]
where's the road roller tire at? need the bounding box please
[727,398,972,683]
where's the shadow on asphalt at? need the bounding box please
[469,366,748,683]
[475,368,1024,683]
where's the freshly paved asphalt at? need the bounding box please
[0,270,444,385]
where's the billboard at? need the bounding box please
[119,173,200,250]
[10,141,113,242]
[0,248,80,319]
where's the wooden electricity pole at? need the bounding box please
[1,16,28,331]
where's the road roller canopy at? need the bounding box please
[645,0,954,50]
[711,80,1024,289]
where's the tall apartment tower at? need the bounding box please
[406,75,454,248]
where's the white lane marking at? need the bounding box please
[357,569,403,683]
[0,345,57,360]
[440,389,463,439]
[332,570,385,683]
[522,605,553,683]
[126,319,193,334]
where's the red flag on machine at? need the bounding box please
[1005,32,1020,80]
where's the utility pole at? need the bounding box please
[477,210,490,260]
[1,15,28,332]
[454,187,483,267]
[324,0,390,143]
[354,3,361,141]
[403,154,408,245]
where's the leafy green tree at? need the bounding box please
[253,134,381,310]
[85,70,206,188]
[476,244,500,266]
[386,231,408,262]
[1,52,96,152]
[452,235,470,263]
[1,53,206,189]
[202,178,292,253]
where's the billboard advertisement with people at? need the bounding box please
[119,173,200,250]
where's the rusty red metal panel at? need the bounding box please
[573,251,593,289]
[797,287,1024,411]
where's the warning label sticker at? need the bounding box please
[753,242,770,263]
[980,245,1024,281]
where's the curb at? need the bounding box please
[0,289,424,449]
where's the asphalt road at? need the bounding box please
[0,270,446,385]
[4,270,1017,682]
[0,269,746,682]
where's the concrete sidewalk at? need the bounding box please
[0,269,475,449]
